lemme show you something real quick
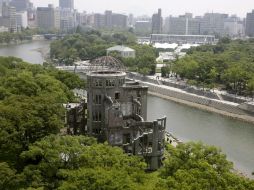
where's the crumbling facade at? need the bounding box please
[66,56,166,170]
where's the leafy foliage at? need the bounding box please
[50,30,136,65]
[50,30,157,75]
[158,143,254,190]
[0,57,83,167]
[0,29,39,44]
[173,39,254,95]
[20,135,148,189]
[0,57,253,190]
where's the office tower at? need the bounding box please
[246,10,254,37]
[200,13,228,36]
[0,2,17,32]
[10,0,29,11]
[152,8,163,34]
[36,4,60,31]
[92,11,127,29]
[59,0,76,32]
[93,13,105,28]
[224,16,244,37]
[165,13,201,35]
[0,0,9,16]
[76,11,87,25]
[59,0,74,10]
[128,13,134,26]
[60,8,76,32]
[16,10,27,29]
[105,10,112,28]
[135,20,151,34]
[112,13,127,28]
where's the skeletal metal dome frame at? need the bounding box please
[89,56,126,72]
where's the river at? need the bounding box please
[147,95,254,178]
[0,41,253,178]
[0,40,51,64]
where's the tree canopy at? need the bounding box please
[2,135,254,190]
[0,57,83,168]
[0,56,253,190]
[172,39,254,96]
[158,143,254,190]
[50,29,157,74]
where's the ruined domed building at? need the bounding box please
[66,56,166,170]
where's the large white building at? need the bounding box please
[60,8,76,32]
[164,13,201,35]
[16,11,27,29]
[224,16,244,37]
[200,13,228,36]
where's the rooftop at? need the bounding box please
[154,43,178,49]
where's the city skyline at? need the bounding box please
[31,0,254,18]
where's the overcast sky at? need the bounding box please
[31,0,254,18]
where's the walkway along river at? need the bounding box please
[0,41,254,178]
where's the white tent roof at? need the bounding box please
[154,43,178,49]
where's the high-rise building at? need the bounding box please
[36,4,60,31]
[128,13,134,27]
[224,16,244,37]
[165,14,201,35]
[76,11,87,25]
[93,13,105,28]
[16,10,27,29]
[60,8,76,32]
[10,0,29,11]
[135,20,151,34]
[59,0,74,10]
[246,10,254,37]
[92,11,127,29]
[165,16,186,35]
[104,10,112,28]
[152,8,163,34]
[112,13,127,28]
[0,0,9,16]
[0,2,17,32]
[200,13,228,36]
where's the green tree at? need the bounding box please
[172,39,254,96]
[247,77,254,100]
[20,135,147,189]
[0,162,24,190]
[158,142,254,190]
[0,58,80,167]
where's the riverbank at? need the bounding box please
[33,46,50,61]
[0,39,33,46]
[127,73,254,125]
[149,91,254,125]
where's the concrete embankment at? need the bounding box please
[138,81,254,124]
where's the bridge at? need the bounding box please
[44,34,66,40]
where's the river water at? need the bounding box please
[0,41,254,178]
[147,95,254,178]
[0,40,50,64]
